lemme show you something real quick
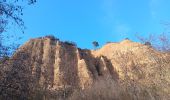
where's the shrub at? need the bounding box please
[125,38,129,40]
[69,79,132,100]
[144,42,151,46]
[106,41,115,44]
[64,41,77,47]
[45,35,59,41]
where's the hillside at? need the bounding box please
[0,37,170,100]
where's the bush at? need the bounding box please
[106,42,113,44]
[69,79,132,100]
[144,42,151,46]
[125,38,129,40]
[44,35,59,41]
[64,41,77,47]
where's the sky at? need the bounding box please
[9,0,170,49]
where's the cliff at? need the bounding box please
[1,37,170,100]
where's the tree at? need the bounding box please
[0,0,36,33]
[135,22,170,52]
[92,41,99,50]
[0,1,37,98]
[0,0,36,58]
[136,31,170,52]
[135,33,155,44]
[158,32,170,52]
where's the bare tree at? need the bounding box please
[0,0,36,58]
[0,0,36,33]
[136,22,170,52]
[136,32,170,52]
[158,33,170,52]
[135,33,155,45]
[0,1,36,99]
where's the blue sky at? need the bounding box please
[10,0,170,49]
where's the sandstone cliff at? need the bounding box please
[0,37,170,100]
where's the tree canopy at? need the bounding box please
[92,41,99,50]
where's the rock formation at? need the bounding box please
[0,37,170,100]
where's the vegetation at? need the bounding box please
[0,0,36,99]
[69,79,132,100]
[64,41,77,47]
[125,37,129,40]
[144,41,151,46]
[0,0,36,33]
[0,0,36,58]
[92,41,99,50]
[0,1,170,99]
[136,26,170,52]
[45,35,59,41]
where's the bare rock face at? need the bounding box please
[11,38,98,90]
[93,40,170,99]
[1,37,170,100]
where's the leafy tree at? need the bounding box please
[92,41,99,50]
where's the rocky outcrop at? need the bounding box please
[9,38,109,90]
[1,37,170,100]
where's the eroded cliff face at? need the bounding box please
[11,38,98,90]
[94,40,170,99]
[1,37,170,99]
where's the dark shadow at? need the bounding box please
[78,49,99,79]
[0,50,33,100]
[58,42,79,88]
[101,56,119,80]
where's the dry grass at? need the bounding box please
[69,78,132,100]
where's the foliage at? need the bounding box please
[92,41,99,49]
[69,79,132,100]
[0,52,33,100]
[144,41,151,46]
[0,1,36,99]
[45,35,59,41]
[64,41,77,46]
[125,37,129,40]
[106,41,113,44]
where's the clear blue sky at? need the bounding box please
[11,0,170,49]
